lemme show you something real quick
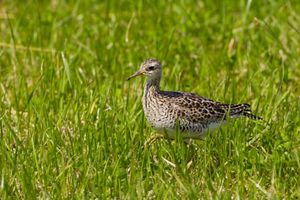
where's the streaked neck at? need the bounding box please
[144,76,161,95]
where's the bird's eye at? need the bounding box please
[148,66,155,71]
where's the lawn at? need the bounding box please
[0,0,300,199]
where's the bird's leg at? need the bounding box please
[184,139,200,169]
[144,133,166,146]
[184,138,193,144]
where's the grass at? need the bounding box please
[0,0,300,199]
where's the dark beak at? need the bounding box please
[126,70,144,81]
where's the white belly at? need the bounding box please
[152,121,224,140]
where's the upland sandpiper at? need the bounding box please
[127,58,261,141]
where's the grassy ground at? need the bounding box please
[1,0,300,199]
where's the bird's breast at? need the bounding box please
[143,92,175,129]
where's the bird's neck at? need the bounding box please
[144,77,161,96]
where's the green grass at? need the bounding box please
[1,0,300,199]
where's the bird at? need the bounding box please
[127,58,261,141]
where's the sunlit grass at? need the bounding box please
[0,0,300,199]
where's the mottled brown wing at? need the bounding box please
[160,91,227,124]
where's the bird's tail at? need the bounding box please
[220,103,262,120]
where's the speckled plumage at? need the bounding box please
[127,58,261,139]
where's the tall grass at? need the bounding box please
[0,0,300,198]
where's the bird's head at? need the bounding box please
[127,58,162,81]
